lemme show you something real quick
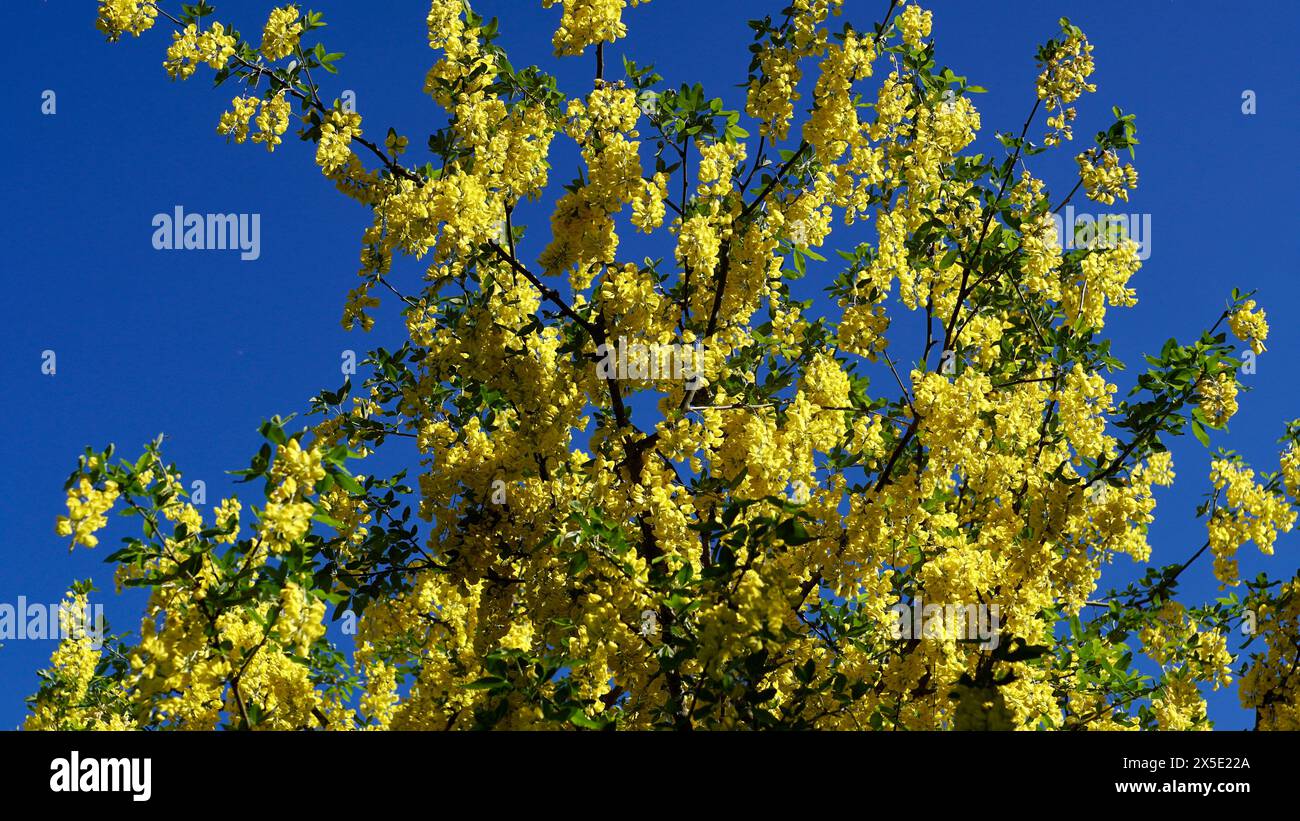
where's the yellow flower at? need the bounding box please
[385,131,410,157]
[1056,364,1115,461]
[253,93,293,152]
[747,46,801,141]
[261,6,304,61]
[164,23,237,80]
[55,478,120,549]
[541,0,649,57]
[676,215,721,277]
[214,498,242,543]
[1208,458,1296,585]
[1197,372,1238,428]
[897,4,933,50]
[218,96,261,144]
[800,352,851,410]
[316,109,363,175]
[1229,299,1269,355]
[1036,22,1095,144]
[1076,149,1138,205]
[96,0,157,41]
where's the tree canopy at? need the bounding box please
[28,0,1300,731]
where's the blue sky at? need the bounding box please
[1,0,1297,729]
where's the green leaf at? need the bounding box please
[775,519,815,546]
[464,677,508,691]
[1191,417,1210,447]
[333,470,364,495]
[569,712,610,730]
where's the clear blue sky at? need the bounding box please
[1,0,1297,729]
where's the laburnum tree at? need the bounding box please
[29,0,1300,731]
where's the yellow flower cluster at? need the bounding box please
[1036,28,1096,103]
[385,131,409,157]
[676,215,721,278]
[26,592,135,730]
[1240,573,1300,729]
[800,352,851,410]
[55,477,120,549]
[261,5,304,61]
[1151,674,1207,730]
[695,140,746,198]
[259,439,327,552]
[164,22,236,80]
[1036,26,1095,145]
[381,2,557,276]
[425,4,490,104]
[630,171,669,233]
[426,0,464,51]
[1076,149,1139,205]
[1229,299,1269,355]
[271,438,327,499]
[1193,629,1235,689]
[358,653,400,728]
[343,285,382,331]
[173,594,324,727]
[793,353,852,446]
[217,95,261,144]
[214,497,241,543]
[1197,371,1239,428]
[316,109,363,175]
[897,4,933,50]
[1282,444,1300,500]
[596,262,669,344]
[791,0,842,54]
[748,46,801,141]
[275,582,328,655]
[803,31,876,163]
[837,302,889,360]
[1056,364,1116,462]
[1208,458,1296,585]
[1140,601,1233,690]
[1044,108,1077,147]
[913,369,995,487]
[253,92,292,152]
[1065,239,1140,329]
[1078,452,1177,564]
[319,486,373,555]
[1143,449,1177,486]
[868,70,910,142]
[96,0,157,41]
[541,0,648,57]
[260,495,316,551]
[747,1,845,141]
[46,450,343,730]
[1020,212,1064,300]
[541,85,644,275]
[951,683,1015,730]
